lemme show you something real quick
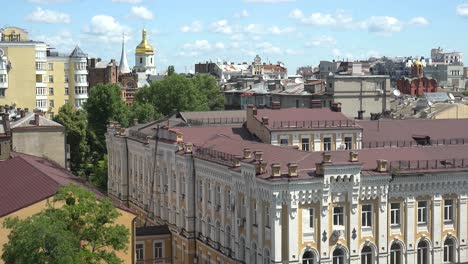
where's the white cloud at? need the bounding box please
[245,0,295,2]
[32,30,77,52]
[131,6,153,20]
[245,24,264,34]
[306,35,336,47]
[285,48,303,55]
[289,8,304,19]
[409,16,429,25]
[180,21,202,33]
[256,42,282,55]
[289,9,352,26]
[83,15,131,43]
[27,0,71,3]
[214,42,225,49]
[362,16,401,35]
[112,0,143,3]
[210,20,233,34]
[26,7,71,24]
[332,48,353,59]
[234,9,249,18]
[179,40,225,56]
[456,3,468,17]
[268,26,295,34]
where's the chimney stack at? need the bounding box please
[349,151,359,162]
[233,155,242,167]
[376,159,388,172]
[261,117,269,126]
[322,152,332,163]
[270,163,281,177]
[287,163,298,177]
[34,113,40,126]
[255,161,267,174]
[184,143,193,154]
[24,108,29,113]
[133,118,138,126]
[254,150,263,161]
[243,148,252,159]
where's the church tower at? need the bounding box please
[119,33,131,74]
[134,28,156,75]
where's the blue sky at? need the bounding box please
[5,0,468,73]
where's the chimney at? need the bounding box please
[243,148,252,159]
[287,163,298,177]
[349,151,359,162]
[176,133,184,143]
[376,159,388,172]
[2,113,11,136]
[261,117,269,126]
[254,150,263,161]
[184,143,193,154]
[0,105,3,113]
[310,100,322,109]
[133,118,138,126]
[20,109,25,118]
[233,155,242,167]
[322,152,332,163]
[145,136,151,145]
[34,113,40,126]
[255,161,267,174]
[271,101,281,110]
[24,108,29,113]
[270,163,281,177]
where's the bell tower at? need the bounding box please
[134,28,156,75]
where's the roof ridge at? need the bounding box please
[15,155,63,187]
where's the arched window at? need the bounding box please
[140,57,143,64]
[390,243,402,264]
[361,245,372,264]
[225,225,231,250]
[302,250,316,264]
[444,239,455,263]
[333,248,345,264]
[263,249,270,264]
[206,217,211,239]
[197,213,202,235]
[181,209,186,229]
[151,57,153,64]
[251,242,257,264]
[239,237,245,261]
[215,221,221,244]
[417,240,429,264]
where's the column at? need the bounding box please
[272,194,283,263]
[288,191,299,263]
[349,185,360,263]
[378,187,389,264]
[405,196,416,264]
[459,195,468,262]
[432,195,442,264]
[320,188,331,264]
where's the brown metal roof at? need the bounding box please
[136,225,171,236]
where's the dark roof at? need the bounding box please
[136,225,171,236]
[0,153,134,217]
[178,110,246,124]
[69,46,87,58]
[255,108,351,123]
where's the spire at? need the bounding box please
[119,33,131,74]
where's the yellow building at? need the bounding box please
[0,153,136,264]
[0,27,88,119]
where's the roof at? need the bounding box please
[0,153,134,217]
[69,46,87,58]
[136,225,171,236]
[178,110,246,124]
[424,92,451,103]
[10,113,63,129]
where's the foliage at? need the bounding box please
[85,84,130,155]
[129,102,161,124]
[167,65,175,76]
[134,73,224,116]
[90,155,108,191]
[53,104,89,176]
[2,185,129,264]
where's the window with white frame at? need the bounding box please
[74,74,87,83]
[324,137,332,151]
[417,201,427,224]
[390,243,402,264]
[48,75,54,83]
[49,100,54,108]
[301,137,310,151]
[0,88,5,97]
[36,99,47,108]
[74,86,87,95]
[153,241,163,259]
[49,87,54,95]
[48,63,53,71]
[280,138,289,146]
[35,51,46,59]
[390,203,401,226]
[444,199,453,222]
[0,74,6,83]
[136,243,144,261]
[333,207,344,226]
[362,204,372,227]
[444,239,455,263]
[36,87,46,95]
[344,136,353,150]
[74,62,87,70]
[309,208,314,228]
[35,62,46,71]
[65,74,69,83]
[75,98,86,108]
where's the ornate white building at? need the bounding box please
[106,107,468,264]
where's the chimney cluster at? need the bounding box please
[243,148,252,159]
[376,159,388,172]
[34,113,40,126]
[331,102,342,112]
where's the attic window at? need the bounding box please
[412,135,431,146]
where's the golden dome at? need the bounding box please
[413,60,423,67]
[135,28,154,55]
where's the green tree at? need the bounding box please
[53,104,89,176]
[192,74,225,110]
[85,84,129,155]
[167,65,175,76]
[128,102,161,124]
[90,154,108,191]
[2,185,129,264]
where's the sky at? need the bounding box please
[5,0,468,73]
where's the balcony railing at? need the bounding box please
[389,159,468,172]
[270,119,357,129]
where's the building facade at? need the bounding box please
[107,109,468,264]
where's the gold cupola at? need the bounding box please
[135,28,154,55]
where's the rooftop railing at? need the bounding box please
[270,119,357,129]
[194,147,236,167]
[362,138,468,149]
[186,117,246,126]
[389,158,468,172]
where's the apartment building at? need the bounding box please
[107,109,468,264]
[0,27,88,118]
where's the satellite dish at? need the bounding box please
[227,74,231,80]
[280,80,285,86]
[263,75,268,81]
[279,62,285,68]
[392,89,401,97]
[427,101,433,107]
[448,93,455,100]
[294,78,304,84]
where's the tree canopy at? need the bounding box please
[2,185,129,264]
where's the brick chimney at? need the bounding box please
[261,117,269,126]
[287,163,298,177]
[349,151,359,162]
[255,161,267,174]
[34,113,40,126]
[322,152,332,163]
[270,163,281,177]
[243,148,252,159]
[254,150,263,161]
[376,159,388,172]
[184,143,193,154]
[20,109,25,118]
[233,155,242,167]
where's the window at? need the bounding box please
[36,87,46,95]
[74,62,87,70]
[417,201,427,224]
[75,86,87,95]
[198,180,203,201]
[333,248,345,264]
[35,62,46,70]
[302,137,310,151]
[333,207,344,226]
[302,251,316,264]
[362,204,372,227]
[239,237,245,261]
[216,185,221,207]
[264,249,270,264]
[253,201,257,225]
[390,203,401,226]
[266,205,270,227]
[74,74,87,83]
[226,189,231,210]
[75,98,86,108]
[49,87,54,95]
[35,51,46,59]
[444,199,453,222]
[48,75,54,83]
[36,99,47,108]
[215,221,221,243]
[208,182,212,203]
[154,241,163,258]
[65,87,69,95]
[49,100,54,107]
[444,239,454,263]
[361,246,372,264]
[65,99,69,105]
[64,63,69,70]
[280,138,289,146]
[49,112,54,119]
[309,209,314,228]
[344,136,353,150]
[242,196,246,218]
[390,243,402,264]
[172,172,176,192]
[0,74,7,83]
[0,88,5,97]
[136,243,144,261]
[324,137,332,151]
[151,57,153,64]
[140,57,143,64]
[225,225,231,249]
[417,240,429,264]
[65,74,69,83]
[251,242,257,264]
[48,63,53,71]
